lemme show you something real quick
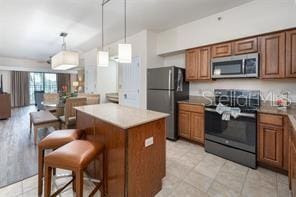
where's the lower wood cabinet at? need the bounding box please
[178,104,204,144]
[259,125,283,168]
[190,112,205,142]
[178,110,191,139]
[290,139,296,196]
[258,113,289,170]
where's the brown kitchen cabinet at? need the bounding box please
[212,42,232,58]
[198,47,211,80]
[178,104,204,144]
[178,110,191,139]
[190,112,204,142]
[258,113,289,170]
[185,47,211,81]
[185,49,198,80]
[286,29,296,78]
[233,37,258,55]
[258,125,283,168]
[259,32,286,79]
[290,129,296,197]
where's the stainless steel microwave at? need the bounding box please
[211,53,259,79]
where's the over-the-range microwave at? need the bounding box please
[211,53,259,79]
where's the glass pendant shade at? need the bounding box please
[97,50,109,67]
[51,50,79,70]
[118,43,132,63]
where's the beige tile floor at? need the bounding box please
[0,139,292,197]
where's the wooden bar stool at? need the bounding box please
[38,129,82,196]
[44,140,105,197]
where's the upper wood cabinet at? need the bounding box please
[185,49,198,80]
[185,47,211,81]
[212,42,232,58]
[259,32,286,79]
[198,47,211,80]
[286,29,296,78]
[185,28,296,80]
[233,37,258,55]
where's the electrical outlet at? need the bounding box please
[145,137,154,147]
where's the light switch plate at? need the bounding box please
[145,137,154,147]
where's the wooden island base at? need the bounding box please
[76,105,167,197]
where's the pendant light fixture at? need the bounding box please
[51,33,79,70]
[118,0,132,63]
[97,0,110,67]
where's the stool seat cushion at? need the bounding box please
[30,111,58,125]
[38,129,82,150]
[45,140,103,169]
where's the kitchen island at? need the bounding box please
[75,103,169,197]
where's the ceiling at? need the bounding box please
[0,0,253,61]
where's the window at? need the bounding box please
[29,72,57,104]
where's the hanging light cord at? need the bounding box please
[101,1,104,50]
[124,0,127,43]
[100,0,111,50]
[61,33,67,50]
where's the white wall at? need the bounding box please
[104,30,148,109]
[157,0,296,55]
[146,31,164,68]
[82,30,162,109]
[163,53,185,68]
[97,61,118,103]
[0,70,11,93]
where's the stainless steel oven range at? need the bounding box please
[204,89,260,168]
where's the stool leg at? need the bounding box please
[44,165,52,197]
[38,149,44,196]
[29,116,32,133]
[75,170,83,197]
[34,126,38,145]
[72,171,76,192]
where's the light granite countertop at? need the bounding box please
[75,103,169,130]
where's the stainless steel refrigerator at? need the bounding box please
[147,66,189,140]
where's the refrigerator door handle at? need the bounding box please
[177,69,183,92]
[168,69,172,97]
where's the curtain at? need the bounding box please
[11,71,30,107]
[57,73,71,93]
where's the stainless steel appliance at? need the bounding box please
[147,66,189,140]
[211,53,259,79]
[204,89,260,168]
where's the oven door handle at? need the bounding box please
[205,108,256,118]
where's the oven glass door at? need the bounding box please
[205,111,256,153]
[212,60,243,77]
[245,58,257,75]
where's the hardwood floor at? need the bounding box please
[0,106,50,188]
